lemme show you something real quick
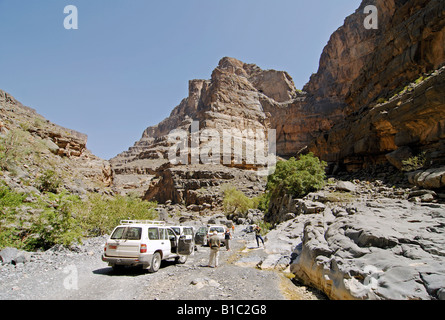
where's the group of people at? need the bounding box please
[206,224,265,268]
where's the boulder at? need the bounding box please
[43,138,60,155]
[386,147,414,170]
[407,167,445,189]
[336,181,357,193]
[290,199,445,300]
[0,247,30,265]
[297,200,326,215]
[0,247,18,264]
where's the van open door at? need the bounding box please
[178,235,193,255]
[178,229,194,256]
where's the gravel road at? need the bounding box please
[0,226,322,300]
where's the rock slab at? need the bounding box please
[290,200,445,300]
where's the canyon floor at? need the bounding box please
[0,225,324,301]
[1,175,445,301]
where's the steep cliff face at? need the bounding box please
[262,0,445,161]
[305,0,445,110]
[299,0,445,170]
[309,67,445,171]
[112,0,445,199]
[111,57,295,197]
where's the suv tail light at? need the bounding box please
[140,244,147,253]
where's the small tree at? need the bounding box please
[0,129,31,171]
[221,184,259,216]
[36,170,62,193]
[266,153,327,198]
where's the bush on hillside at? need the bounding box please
[265,152,327,199]
[36,169,62,193]
[0,128,32,172]
[0,182,158,250]
[401,152,427,172]
[73,193,158,236]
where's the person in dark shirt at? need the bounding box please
[224,228,232,251]
[254,225,265,248]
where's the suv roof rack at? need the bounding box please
[120,220,166,226]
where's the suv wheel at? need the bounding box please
[149,252,161,273]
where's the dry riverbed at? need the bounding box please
[0,226,322,300]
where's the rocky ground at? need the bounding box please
[267,178,445,300]
[1,176,445,301]
[0,225,323,301]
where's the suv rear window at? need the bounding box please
[210,227,225,233]
[111,227,142,240]
[148,227,160,240]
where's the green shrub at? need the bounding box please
[0,185,82,250]
[0,183,28,248]
[256,192,271,213]
[0,181,158,250]
[377,97,387,104]
[402,152,427,172]
[266,153,327,199]
[221,184,259,216]
[0,128,32,171]
[73,193,158,236]
[36,169,62,193]
[0,182,27,208]
[26,192,83,250]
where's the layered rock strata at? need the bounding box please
[113,0,445,196]
[304,0,445,170]
[143,163,265,212]
[309,67,445,171]
[0,89,111,193]
[111,57,295,198]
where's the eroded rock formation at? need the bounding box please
[0,89,112,193]
[290,198,445,300]
[111,57,294,198]
[304,0,445,170]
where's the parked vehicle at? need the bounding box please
[102,220,193,273]
[195,225,226,246]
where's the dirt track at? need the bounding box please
[0,227,322,300]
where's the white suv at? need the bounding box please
[102,220,194,273]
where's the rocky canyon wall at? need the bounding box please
[301,0,445,170]
[111,0,445,200]
[110,57,297,198]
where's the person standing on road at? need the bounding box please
[224,228,232,251]
[207,231,221,268]
[254,225,265,248]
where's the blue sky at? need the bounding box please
[0,0,361,160]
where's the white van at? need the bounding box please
[102,220,194,273]
[195,225,226,246]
